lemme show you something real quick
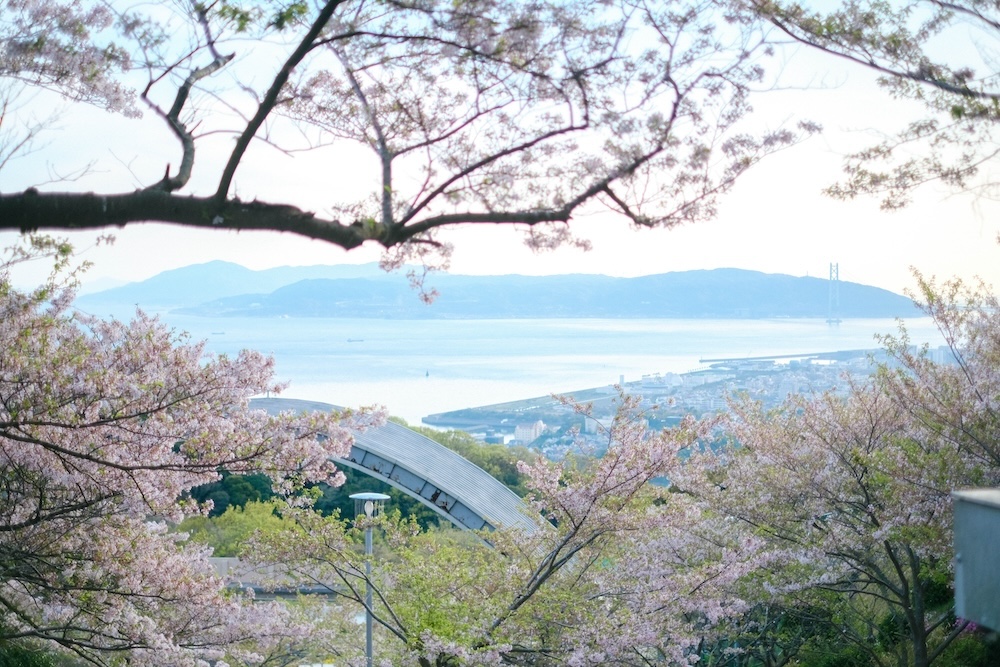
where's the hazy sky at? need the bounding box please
[2,39,997,297]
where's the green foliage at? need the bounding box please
[204,0,308,32]
[178,500,289,556]
[270,1,307,29]
[700,602,843,667]
[189,472,274,517]
[388,527,502,646]
[935,633,1000,667]
[801,644,877,667]
[310,467,442,529]
[875,611,904,651]
[0,640,55,667]
[923,570,953,609]
[213,1,257,31]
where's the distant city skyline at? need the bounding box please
[2,42,997,297]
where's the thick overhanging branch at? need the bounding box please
[0,187,664,251]
[0,189,368,248]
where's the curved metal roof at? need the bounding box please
[250,397,538,534]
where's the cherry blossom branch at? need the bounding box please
[214,0,349,202]
[141,6,233,193]
[751,0,1000,101]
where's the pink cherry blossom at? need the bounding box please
[0,237,382,664]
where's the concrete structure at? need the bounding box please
[953,489,1000,630]
[209,557,332,597]
[251,398,538,534]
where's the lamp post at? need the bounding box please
[349,492,390,667]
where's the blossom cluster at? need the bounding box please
[0,240,381,664]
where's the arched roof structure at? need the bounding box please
[250,397,538,534]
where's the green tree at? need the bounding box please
[0,640,56,667]
[309,467,442,529]
[697,601,845,667]
[190,471,275,516]
[179,500,290,557]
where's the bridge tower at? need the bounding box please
[827,262,841,325]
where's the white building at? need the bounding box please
[514,420,546,443]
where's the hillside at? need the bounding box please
[77,264,919,319]
[74,260,389,313]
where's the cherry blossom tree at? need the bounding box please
[244,395,760,666]
[664,269,1000,666]
[749,0,1000,208]
[877,271,1000,470]
[680,380,981,667]
[0,236,381,665]
[0,0,814,265]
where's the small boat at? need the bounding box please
[347,338,364,343]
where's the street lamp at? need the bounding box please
[349,492,390,667]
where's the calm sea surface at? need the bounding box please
[151,315,943,425]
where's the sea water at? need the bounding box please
[149,314,943,425]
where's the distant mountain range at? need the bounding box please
[75,261,390,311]
[74,261,920,319]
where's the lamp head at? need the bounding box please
[349,492,391,521]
